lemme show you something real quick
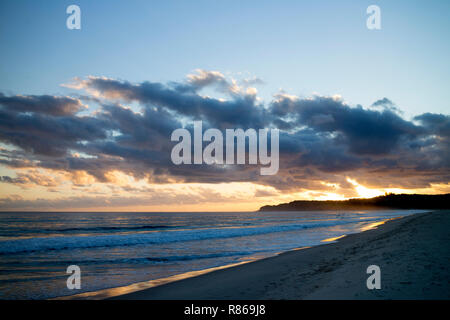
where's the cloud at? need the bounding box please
[371,97,394,108]
[0,107,111,156]
[0,170,61,188]
[0,71,449,203]
[271,95,423,155]
[0,185,253,210]
[414,113,450,138]
[371,97,403,115]
[0,94,86,116]
[67,75,267,129]
[187,69,231,92]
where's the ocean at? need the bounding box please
[0,210,426,299]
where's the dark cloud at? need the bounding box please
[414,113,450,138]
[76,76,268,129]
[0,108,111,156]
[0,73,448,194]
[0,93,86,116]
[271,96,423,155]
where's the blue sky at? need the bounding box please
[1,0,449,118]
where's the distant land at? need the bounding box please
[259,193,450,211]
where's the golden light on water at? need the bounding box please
[321,235,346,242]
[360,220,387,232]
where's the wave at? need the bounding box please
[1,251,265,268]
[43,225,177,233]
[0,217,383,255]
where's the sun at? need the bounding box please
[346,177,384,198]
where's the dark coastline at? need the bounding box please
[259,193,450,211]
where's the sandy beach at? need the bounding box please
[110,210,450,300]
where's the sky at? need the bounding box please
[0,0,449,211]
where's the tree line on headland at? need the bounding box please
[259,193,450,211]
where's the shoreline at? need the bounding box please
[110,210,449,299]
[59,210,450,300]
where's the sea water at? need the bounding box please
[0,210,426,299]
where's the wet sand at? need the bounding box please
[111,210,450,300]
